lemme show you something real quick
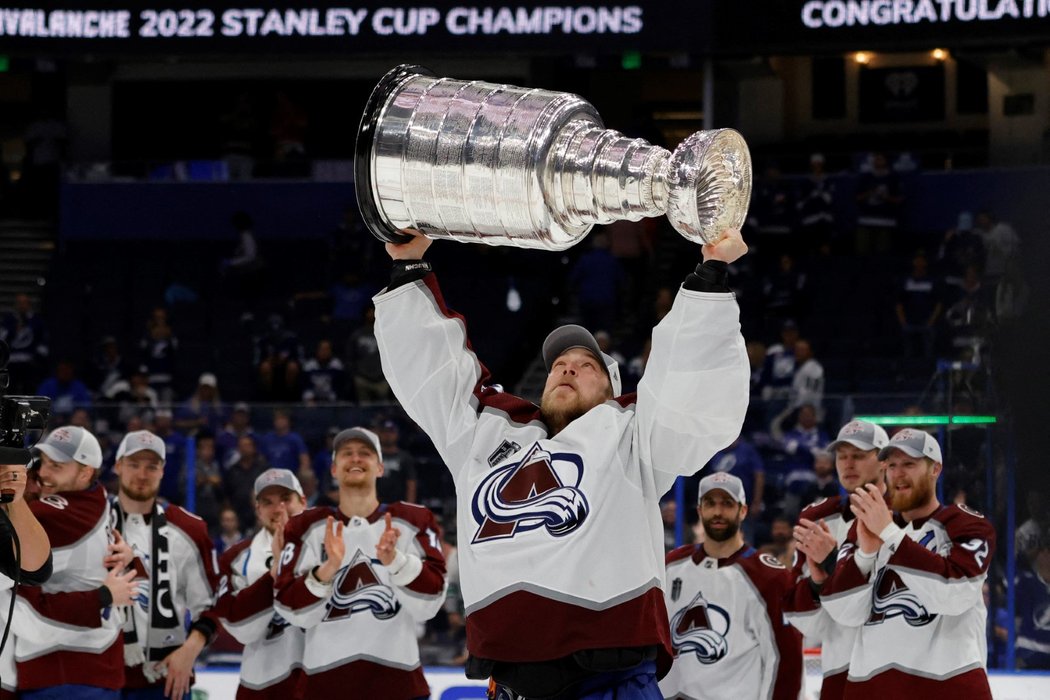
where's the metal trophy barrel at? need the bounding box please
[356,64,751,250]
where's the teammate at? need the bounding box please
[822,429,996,697]
[212,468,307,699]
[783,420,888,700]
[274,427,447,698]
[374,228,750,698]
[109,430,220,700]
[661,472,803,700]
[13,426,138,699]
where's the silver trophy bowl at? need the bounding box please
[356,65,751,250]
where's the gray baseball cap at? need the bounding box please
[698,472,747,504]
[253,468,305,497]
[878,429,943,463]
[332,427,382,462]
[33,426,103,469]
[541,325,622,397]
[827,420,889,453]
[116,430,166,461]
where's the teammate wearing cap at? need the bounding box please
[661,472,803,700]
[109,430,220,700]
[821,429,996,698]
[274,427,447,698]
[12,426,139,699]
[375,229,749,698]
[782,419,889,700]
[210,468,307,699]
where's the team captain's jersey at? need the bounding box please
[660,544,803,700]
[374,272,749,672]
[274,501,446,699]
[822,503,996,699]
[782,494,862,700]
[211,528,305,699]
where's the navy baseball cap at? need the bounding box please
[541,325,622,397]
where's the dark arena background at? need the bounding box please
[0,1,1048,697]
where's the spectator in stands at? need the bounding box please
[796,153,837,253]
[153,407,187,505]
[762,253,807,330]
[896,251,944,360]
[0,292,49,393]
[36,359,92,419]
[855,151,904,254]
[269,91,308,164]
[762,515,796,569]
[974,210,1020,282]
[215,506,243,554]
[746,340,767,396]
[329,270,381,333]
[945,264,995,362]
[660,499,679,551]
[222,210,261,274]
[625,338,652,393]
[789,339,825,413]
[312,426,340,494]
[138,306,179,402]
[706,436,766,542]
[1017,491,1049,570]
[935,211,985,286]
[1016,532,1050,669]
[301,339,346,403]
[259,409,310,475]
[223,435,269,533]
[194,433,225,537]
[593,330,625,367]
[775,404,829,520]
[254,313,302,401]
[217,402,255,467]
[176,372,226,433]
[760,320,800,401]
[90,336,125,399]
[347,306,391,403]
[568,231,626,336]
[797,449,839,508]
[374,418,418,504]
[218,92,259,180]
[112,365,159,425]
[328,205,373,284]
[750,162,795,257]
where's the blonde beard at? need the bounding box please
[890,471,935,513]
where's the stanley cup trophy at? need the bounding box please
[355,64,751,250]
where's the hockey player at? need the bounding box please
[110,430,220,700]
[661,472,803,700]
[783,420,889,700]
[822,429,996,697]
[274,427,447,698]
[375,228,750,698]
[212,468,307,699]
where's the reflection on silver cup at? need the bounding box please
[356,65,751,250]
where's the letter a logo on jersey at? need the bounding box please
[471,442,589,543]
[323,550,400,622]
[670,591,730,664]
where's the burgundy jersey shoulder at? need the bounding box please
[218,536,253,575]
[934,503,997,541]
[666,544,697,566]
[30,484,108,548]
[165,504,213,547]
[738,550,794,593]
[613,393,639,409]
[284,505,334,542]
[799,494,846,523]
[385,501,439,531]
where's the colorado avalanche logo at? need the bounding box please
[471,443,589,544]
[866,568,935,627]
[670,592,730,664]
[323,550,400,622]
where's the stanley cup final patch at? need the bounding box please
[671,577,683,602]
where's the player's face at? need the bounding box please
[885,451,939,513]
[116,452,164,503]
[835,445,884,492]
[699,490,747,543]
[36,453,92,496]
[255,487,305,534]
[540,349,612,429]
[331,440,384,490]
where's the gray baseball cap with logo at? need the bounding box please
[827,420,889,453]
[33,426,103,469]
[253,468,305,497]
[332,427,383,462]
[698,472,747,504]
[878,429,943,463]
[116,430,166,461]
[541,324,622,397]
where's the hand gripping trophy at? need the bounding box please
[355,65,751,249]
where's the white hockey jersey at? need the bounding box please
[274,502,446,699]
[660,544,803,700]
[822,504,995,698]
[211,528,305,699]
[374,273,750,672]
